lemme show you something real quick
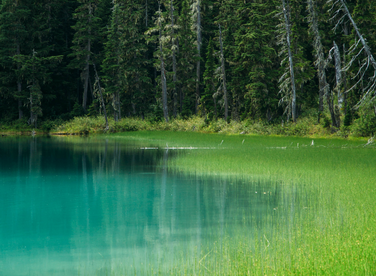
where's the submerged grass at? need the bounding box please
[92,131,376,275]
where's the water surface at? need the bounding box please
[0,137,293,275]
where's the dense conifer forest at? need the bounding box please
[0,0,375,135]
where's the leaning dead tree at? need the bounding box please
[328,0,376,107]
[307,0,338,127]
[328,41,343,109]
[277,0,297,122]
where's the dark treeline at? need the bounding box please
[1,0,376,130]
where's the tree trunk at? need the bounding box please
[340,0,376,71]
[195,0,201,114]
[343,42,347,114]
[171,0,178,117]
[16,41,23,119]
[282,0,297,122]
[308,0,338,127]
[83,40,90,112]
[332,41,343,108]
[83,4,92,112]
[29,82,34,126]
[219,24,228,122]
[339,0,376,106]
[159,3,169,122]
[93,63,109,131]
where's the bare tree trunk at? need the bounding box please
[332,42,343,107]
[219,24,228,122]
[29,81,34,126]
[335,0,376,105]
[159,2,169,122]
[16,41,23,119]
[93,63,109,131]
[83,39,91,112]
[343,42,347,112]
[332,41,342,126]
[83,4,93,112]
[282,0,297,122]
[195,0,202,114]
[308,0,338,127]
[170,0,178,118]
[340,0,376,71]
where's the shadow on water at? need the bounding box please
[0,137,310,275]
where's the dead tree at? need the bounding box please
[308,0,338,127]
[191,0,202,114]
[278,0,297,122]
[328,0,376,107]
[158,2,169,122]
[93,63,109,131]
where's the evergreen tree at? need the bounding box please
[70,0,101,112]
[0,0,31,119]
[14,50,62,127]
[102,0,124,121]
[202,37,216,119]
[177,0,197,117]
[231,0,279,121]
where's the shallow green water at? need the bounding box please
[0,137,296,275]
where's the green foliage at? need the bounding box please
[202,38,217,117]
[86,101,99,117]
[70,102,85,117]
[321,113,331,128]
[343,105,352,126]
[351,104,376,137]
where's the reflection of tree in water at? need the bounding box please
[0,137,303,273]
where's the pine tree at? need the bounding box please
[70,0,101,112]
[102,0,124,121]
[14,50,62,127]
[0,0,31,119]
[177,0,197,117]
[231,0,279,121]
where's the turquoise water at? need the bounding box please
[0,137,289,275]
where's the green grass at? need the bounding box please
[89,131,376,275]
[51,114,374,139]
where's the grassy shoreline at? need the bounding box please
[1,114,373,139]
[8,115,368,139]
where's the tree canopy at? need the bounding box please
[0,0,375,131]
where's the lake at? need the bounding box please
[1,133,375,275]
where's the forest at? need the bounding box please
[0,0,376,135]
